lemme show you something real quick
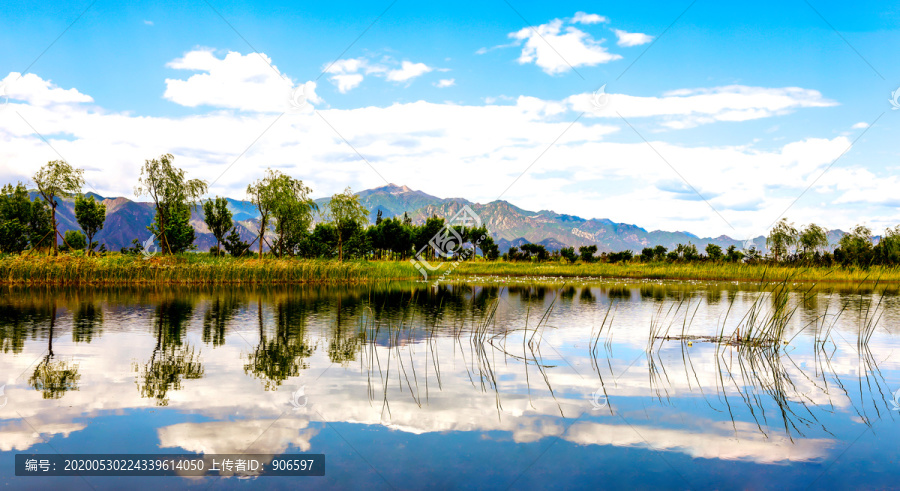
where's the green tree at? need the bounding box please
[608,250,633,263]
[247,169,316,258]
[153,202,197,254]
[798,223,828,258]
[223,227,251,256]
[766,218,798,261]
[725,245,744,262]
[202,197,233,256]
[705,243,723,261]
[325,187,369,262]
[874,225,900,265]
[134,154,207,254]
[0,183,33,253]
[29,198,53,251]
[74,195,106,255]
[560,247,578,263]
[521,243,549,261]
[835,224,872,266]
[479,234,500,260]
[33,160,85,255]
[653,245,668,261]
[61,230,86,251]
[579,245,598,263]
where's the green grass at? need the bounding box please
[452,261,900,284]
[0,253,418,285]
[2,253,900,285]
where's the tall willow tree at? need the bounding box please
[325,187,369,262]
[33,160,84,255]
[766,218,798,261]
[134,154,207,254]
[247,169,316,258]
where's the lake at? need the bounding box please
[1,278,898,490]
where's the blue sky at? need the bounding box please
[1,0,899,238]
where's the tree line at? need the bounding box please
[1,157,896,268]
[0,156,502,262]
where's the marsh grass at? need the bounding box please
[0,254,418,285]
[4,253,900,285]
[453,261,900,284]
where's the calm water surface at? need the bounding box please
[1,278,899,490]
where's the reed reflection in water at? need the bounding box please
[0,279,898,489]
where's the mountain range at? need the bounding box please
[34,184,845,254]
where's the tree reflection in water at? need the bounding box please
[244,298,315,390]
[29,302,80,399]
[202,293,243,347]
[134,299,203,406]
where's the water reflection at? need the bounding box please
[245,298,315,390]
[135,299,203,406]
[0,280,898,488]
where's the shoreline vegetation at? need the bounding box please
[5,157,900,287]
[3,253,900,285]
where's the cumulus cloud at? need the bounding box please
[434,79,455,88]
[1,72,93,106]
[164,49,320,112]
[510,18,621,74]
[613,29,653,47]
[851,121,869,129]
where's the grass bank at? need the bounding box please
[0,254,418,285]
[452,261,900,284]
[2,254,899,285]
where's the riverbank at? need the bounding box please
[451,261,900,284]
[2,254,898,285]
[0,254,418,285]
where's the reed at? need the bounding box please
[5,253,900,285]
[453,261,900,284]
[0,254,418,285]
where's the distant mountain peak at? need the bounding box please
[356,183,434,199]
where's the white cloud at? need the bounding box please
[613,29,653,47]
[164,49,321,112]
[143,20,154,26]
[386,61,433,83]
[331,74,364,93]
[434,78,455,88]
[322,57,371,93]
[0,69,885,238]
[323,57,367,75]
[1,72,93,106]
[851,121,869,129]
[571,12,608,24]
[510,18,621,74]
[323,57,434,91]
[567,85,837,129]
